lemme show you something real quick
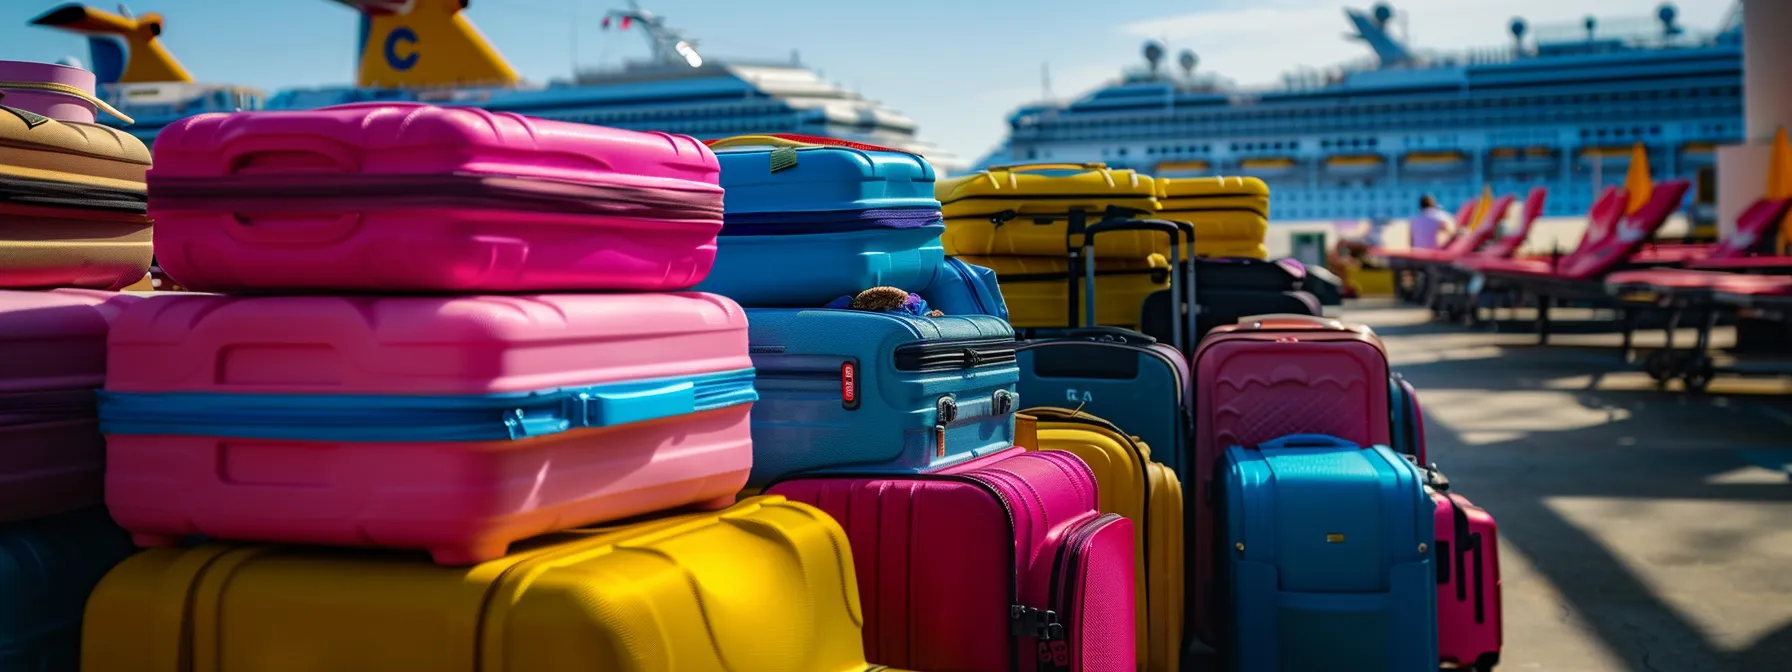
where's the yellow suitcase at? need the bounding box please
[936,163,1163,258]
[1020,407,1185,672]
[1155,176,1270,260]
[82,496,896,672]
[0,97,153,290]
[955,253,1169,329]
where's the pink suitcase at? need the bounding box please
[96,292,755,565]
[147,102,724,294]
[767,448,1135,672]
[0,289,141,523]
[1189,314,1392,646]
[1433,487,1503,671]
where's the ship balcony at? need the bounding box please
[1236,157,1299,178]
[1489,147,1559,174]
[1679,142,1717,166]
[1323,155,1385,177]
[1153,160,1212,177]
[1400,151,1470,175]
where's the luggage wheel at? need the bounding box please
[1642,350,1677,385]
[1680,355,1716,394]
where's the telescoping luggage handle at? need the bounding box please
[1074,218,1195,354]
[1254,434,1358,451]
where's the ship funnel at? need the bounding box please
[1142,41,1165,74]
[1583,16,1598,40]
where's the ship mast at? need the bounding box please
[600,1,703,68]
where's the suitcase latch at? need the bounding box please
[992,390,1016,416]
[935,397,959,458]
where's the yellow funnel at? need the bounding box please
[1624,143,1652,215]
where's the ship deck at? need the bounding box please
[1350,299,1792,671]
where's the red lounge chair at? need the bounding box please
[1605,198,1792,297]
[1473,187,1549,261]
[1455,180,1691,343]
[1378,194,1517,264]
[1601,198,1792,375]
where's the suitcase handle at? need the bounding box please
[985,162,1109,172]
[1255,434,1358,450]
[1081,219,1189,353]
[222,136,360,175]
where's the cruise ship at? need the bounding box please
[979,2,1745,225]
[30,0,960,171]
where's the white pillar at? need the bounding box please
[1717,1,1792,237]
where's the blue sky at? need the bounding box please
[1,0,1733,160]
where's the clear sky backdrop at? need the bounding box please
[0,0,1734,161]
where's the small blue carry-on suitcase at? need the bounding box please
[1219,434,1439,671]
[743,309,1019,487]
[696,136,946,307]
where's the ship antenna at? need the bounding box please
[601,3,704,68]
[1042,62,1053,100]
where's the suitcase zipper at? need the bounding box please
[1021,409,1153,625]
[96,367,756,442]
[720,207,943,236]
[149,173,724,220]
[0,175,147,214]
[892,338,1018,372]
[0,388,98,426]
[1039,512,1125,672]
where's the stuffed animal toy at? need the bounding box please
[826,286,944,317]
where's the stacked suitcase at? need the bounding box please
[69,103,899,671]
[1154,176,1271,261]
[695,135,1139,671]
[0,62,149,669]
[937,163,1170,332]
[1193,314,1504,671]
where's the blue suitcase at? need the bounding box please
[1219,435,1438,672]
[920,257,1010,321]
[1,507,138,669]
[743,309,1019,487]
[696,143,946,307]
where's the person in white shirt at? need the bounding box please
[1408,195,1457,250]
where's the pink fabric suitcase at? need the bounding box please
[1433,487,1503,671]
[0,289,141,523]
[147,102,724,294]
[767,448,1136,672]
[1190,314,1392,647]
[96,292,756,565]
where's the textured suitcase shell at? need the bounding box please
[937,163,1161,258]
[1155,176,1270,259]
[1190,315,1391,646]
[99,292,755,565]
[80,497,893,672]
[147,103,724,293]
[742,308,1018,488]
[1221,439,1438,671]
[0,289,141,522]
[1,508,138,670]
[1434,489,1503,671]
[0,100,153,290]
[1024,407,1185,672]
[768,448,1137,672]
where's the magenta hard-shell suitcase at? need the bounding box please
[1434,484,1503,672]
[0,289,141,523]
[147,103,725,294]
[767,448,1137,672]
[96,292,757,565]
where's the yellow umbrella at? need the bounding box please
[1768,127,1791,200]
[1624,142,1653,215]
